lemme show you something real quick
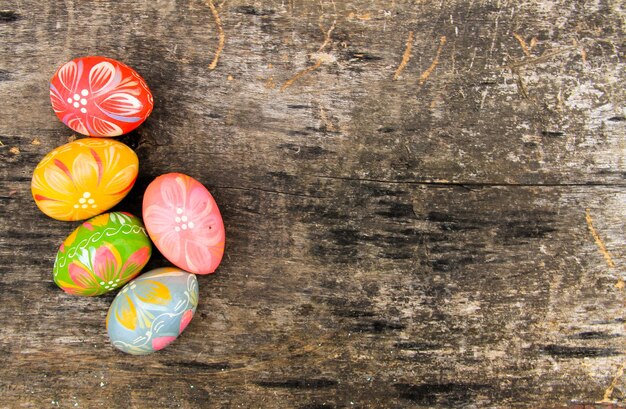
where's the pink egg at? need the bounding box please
[143,173,225,274]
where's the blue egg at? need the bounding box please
[106,267,199,355]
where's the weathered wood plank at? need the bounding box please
[0,0,625,407]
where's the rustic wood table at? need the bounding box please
[1,1,625,408]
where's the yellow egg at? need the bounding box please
[31,138,138,221]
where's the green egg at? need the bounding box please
[53,212,152,296]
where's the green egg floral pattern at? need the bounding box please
[53,212,152,296]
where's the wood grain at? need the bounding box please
[0,0,625,408]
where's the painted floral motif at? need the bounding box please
[50,56,153,137]
[106,268,199,355]
[31,138,138,221]
[60,244,150,296]
[54,212,152,296]
[143,173,225,275]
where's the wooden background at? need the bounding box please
[1,0,625,407]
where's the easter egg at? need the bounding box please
[142,173,225,275]
[53,212,151,296]
[49,56,153,137]
[106,267,199,355]
[31,138,138,221]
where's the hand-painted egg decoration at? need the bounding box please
[106,267,199,355]
[53,212,151,296]
[143,173,225,275]
[31,138,138,221]
[49,56,153,137]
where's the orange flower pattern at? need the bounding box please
[31,138,138,221]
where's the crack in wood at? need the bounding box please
[393,31,414,80]
[281,1,336,92]
[419,36,447,86]
[506,46,575,69]
[213,185,327,199]
[280,59,324,92]
[205,0,225,70]
[312,175,626,188]
[585,208,616,268]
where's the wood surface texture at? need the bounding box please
[1,0,625,408]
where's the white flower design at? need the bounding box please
[50,58,149,137]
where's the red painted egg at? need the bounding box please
[49,56,153,137]
[143,173,226,275]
